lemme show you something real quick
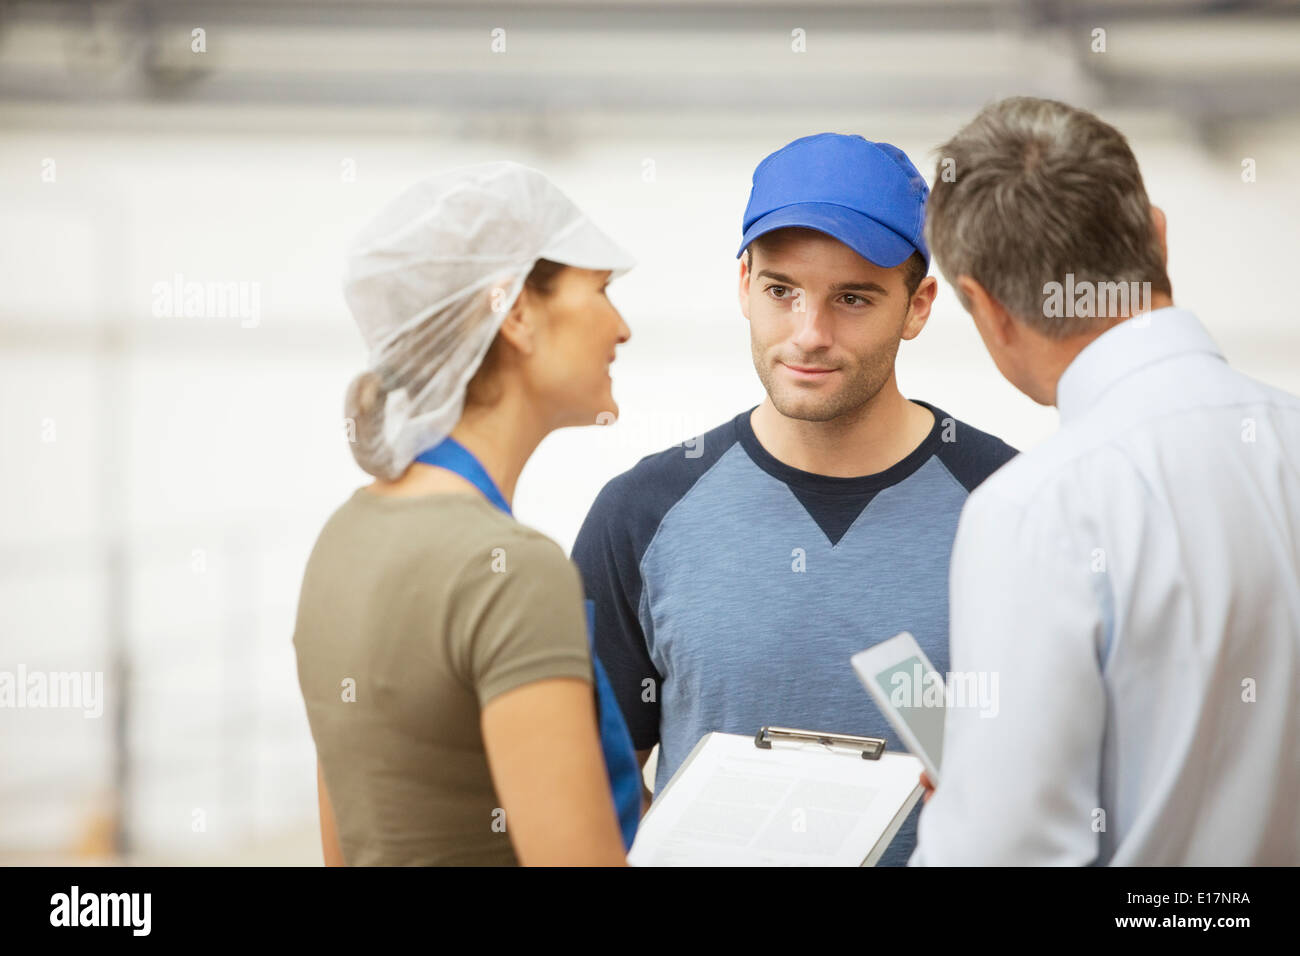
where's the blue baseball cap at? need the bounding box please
[737,132,930,269]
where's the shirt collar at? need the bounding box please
[1055,307,1224,422]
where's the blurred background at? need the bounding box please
[1,0,1297,864]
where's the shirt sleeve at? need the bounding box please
[570,477,663,751]
[452,532,594,709]
[912,479,1107,865]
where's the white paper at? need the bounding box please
[627,733,923,867]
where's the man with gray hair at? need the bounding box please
[912,97,1300,865]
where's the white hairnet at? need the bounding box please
[341,160,636,480]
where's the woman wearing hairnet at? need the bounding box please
[293,161,640,865]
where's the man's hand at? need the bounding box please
[920,770,936,803]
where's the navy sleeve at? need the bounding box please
[571,473,664,751]
[931,411,1019,491]
[571,413,743,751]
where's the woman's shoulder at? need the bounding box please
[337,487,575,576]
[456,510,578,585]
[333,487,517,530]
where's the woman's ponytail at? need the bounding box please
[344,368,395,479]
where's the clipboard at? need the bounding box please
[626,726,924,867]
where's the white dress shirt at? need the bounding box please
[913,307,1300,865]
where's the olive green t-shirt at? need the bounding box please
[292,488,594,866]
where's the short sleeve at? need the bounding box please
[451,532,594,708]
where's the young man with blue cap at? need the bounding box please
[571,133,1017,865]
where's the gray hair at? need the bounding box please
[926,97,1171,337]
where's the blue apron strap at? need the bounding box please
[414,436,512,515]
[585,599,643,851]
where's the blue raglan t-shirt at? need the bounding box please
[570,401,1017,866]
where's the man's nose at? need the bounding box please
[790,299,834,352]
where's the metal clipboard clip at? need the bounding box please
[754,725,887,760]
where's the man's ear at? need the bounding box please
[738,255,751,321]
[956,275,1017,348]
[1151,204,1168,267]
[901,275,938,341]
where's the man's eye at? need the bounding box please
[842,294,872,307]
[767,285,789,298]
